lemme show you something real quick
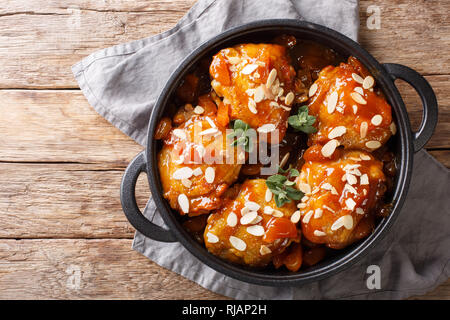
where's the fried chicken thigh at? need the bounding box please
[158,94,244,216]
[296,146,386,249]
[308,57,394,152]
[210,43,297,143]
[204,179,300,267]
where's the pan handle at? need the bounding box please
[120,151,177,242]
[383,63,438,152]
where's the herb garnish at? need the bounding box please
[227,119,255,152]
[288,105,317,134]
[266,166,303,208]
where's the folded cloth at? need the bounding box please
[72,0,450,299]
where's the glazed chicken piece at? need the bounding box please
[210,43,297,143]
[307,57,395,153]
[296,145,386,249]
[158,94,244,216]
[204,179,300,268]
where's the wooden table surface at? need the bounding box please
[0,0,448,299]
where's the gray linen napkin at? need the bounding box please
[72,0,450,299]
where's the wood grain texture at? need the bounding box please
[359,0,450,75]
[0,163,149,239]
[0,0,448,88]
[0,238,446,300]
[0,239,227,299]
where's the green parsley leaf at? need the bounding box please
[227,120,255,152]
[288,105,318,134]
[265,171,304,208]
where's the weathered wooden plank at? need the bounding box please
[410,279,450,300]
[0,0,196,88]
[359,0,450,75]
[0,239,227,299]
[0,163,149,238]
[429,150,450,168]
[0,90,142,164]
[0,238,446,299]
[0,0,448,88]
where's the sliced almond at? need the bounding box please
[328,126,347,139]
[178,194,189,213]
[241,206,250,216]
[356,207,365,215]
[229,236,246,251]
[272,210,284,218]
[344,183,358,195]
[279,152,290,169]
[346,173,357,185]
[301,195,309,203]
[265,189,273,202]
[266,68,278,88]
[323,205,335,214]
[246,225,265,236]
[227,56,241,65]
[205,167,215,184]
[390,122,397,135]
[321,139,339,157]
[253,86,265,103]
[245,201,260,211]
[351,92,367,105]
[290,211,301,223]
[206,232,219,243]
[192,167,203,176]
[257,123,276,133]
[263,206,274,215]
[205,116,216,129]
[240,211,258,225]
[314,230,327,237]
[241,64,258,75]
[298,203,307,209]
[285,92,295,106]
[360,174,369,185]
[248,98,258,114]
[298,182,311,195]
[173,167,193,180]
[353,105,358,114]
[181,178,192,188]
[327,91,338,113]
[360,122,368,138]
[314,208,323,219]
[363,76,375,89]
[260,245,272,256]
[227,212,238,227]
[345,198,357,211]
[193,106,205,114]
[331,215,353,231]
[199,128,219,136]
[352,73,364,84]
[354,86,364,95]
[371,114,383,126]
[251,215,263,224]
[172,129,187,140]
[360,154,371,161]
[302,210,314,224]
[366,140,381,149]
[309,83,318,97]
